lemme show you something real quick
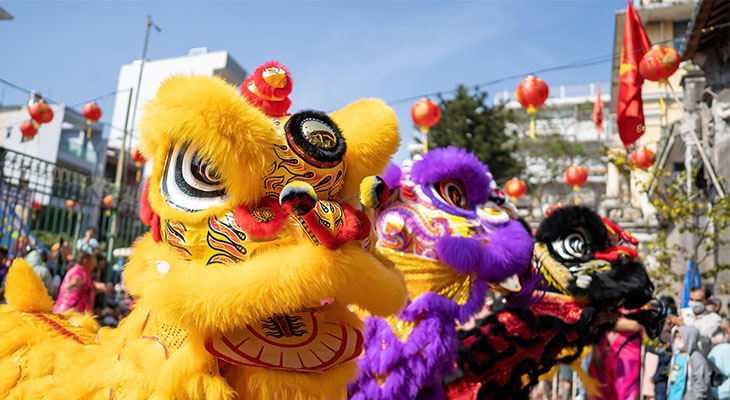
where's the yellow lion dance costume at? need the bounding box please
[0,63,407,399]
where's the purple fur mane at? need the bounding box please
[410,147,490,219]
[349,294,460,400]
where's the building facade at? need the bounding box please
[108,48,247,151]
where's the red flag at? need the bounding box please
[593,86,604,138]
[617,0,651,147]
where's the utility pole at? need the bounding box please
[126,15,161,178]
[106,88,133,269]
[105,16,160,271]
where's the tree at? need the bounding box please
[605,148,730,294]
[426,85,523,180]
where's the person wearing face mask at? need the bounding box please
[669,286,723,354]
[709,329,730,400]
[667,326,712,400]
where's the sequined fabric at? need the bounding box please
[378,247,475,306]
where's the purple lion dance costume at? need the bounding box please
[348,147,535,400]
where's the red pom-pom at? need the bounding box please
[241,75,292,117]
[251,60,293,100]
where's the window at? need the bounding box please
[673,20,690,51]
[58,129,97,165]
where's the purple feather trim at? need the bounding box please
[382,163,403,190]
[410,147,491,206]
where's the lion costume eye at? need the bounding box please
[285,110,346,168]
[550,228,590,263]
[161,143,229,212]
[433,179,469,210]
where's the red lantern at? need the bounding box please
[103,194,114,216]
[28,101,53,124]
[82,102,102,139]
[131,147,147,182]
[411,98,441,132]
[65,199,74,210]
[515,75,549,139]
[639,45,681,85]
[131,147,146,164]
[20,121,38,139]
[31,200,41,220]
[565,165,587,191]
[82,102,102,122]
[103,194,114,208]
[629,147,656,169]
[504,178,527,201]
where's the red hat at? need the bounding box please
[240,60,293,117]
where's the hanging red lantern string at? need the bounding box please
[411,98,441,153]
[28,101,54,125]
[20,121,38,139]
[515,75,549,139]
[629,147,656,170]
[31,201,41,220]
[639,45,681,119]
[639,45,680,87]
[504,178,527,202]
[565,165,587,205]
[82,102,102,139]
[103,194,114,217]
[131,147,147,182]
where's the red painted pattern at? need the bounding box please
[30,313,83,345]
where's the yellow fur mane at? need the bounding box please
[0,74,406,399]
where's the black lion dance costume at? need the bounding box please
[447,205,663,400]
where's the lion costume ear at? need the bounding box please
[329,99,400,202]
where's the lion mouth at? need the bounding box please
[205,305,363,373]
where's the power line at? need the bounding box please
[70,88,130,108]
[387,21,730,105]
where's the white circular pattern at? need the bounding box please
[156,261,171,276]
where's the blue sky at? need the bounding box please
[1,0,629,163]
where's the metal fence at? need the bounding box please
[0,147,147,265]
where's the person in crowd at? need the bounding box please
[53,252,111,314]
[95,254,107,281]
[76,227,99,254]
[654,296,680,400]
[50,236,70,276]
[110,259,123,285]
[669,286,722,353]
[587,317,643,400]
[654,340,673,400]
[709,328,730,400]
[98,307,118,328]
[667,325,712,400]
[27,248,52,296]
[709,296,722,314]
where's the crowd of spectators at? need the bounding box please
[0,227,131,328]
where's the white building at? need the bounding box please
[108,48,247,151]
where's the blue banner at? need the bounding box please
[681,260,700,309]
